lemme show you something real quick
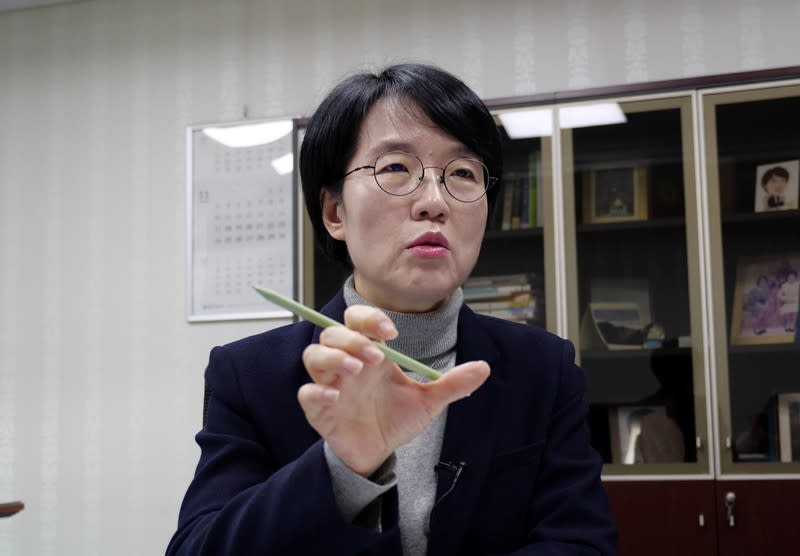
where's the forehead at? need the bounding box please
[353,96,474,160]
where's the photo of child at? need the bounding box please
[754,160,800,212]
[731,254,800,345]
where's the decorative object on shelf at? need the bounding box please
[777,392,800,463]
[580,302,644,350]
[730,253,800,345]
[582,163,649,224]
[463,273,542,325]
[608,405,684,464]
[754,160,799,213]
[643,322,666,349]
[590,277,653,327]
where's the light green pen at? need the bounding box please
[253,286,442,381]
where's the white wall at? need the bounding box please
[0,0,798,553]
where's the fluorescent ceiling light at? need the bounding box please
[495,103,627,139]
[559,103,627,129]
[271,153,294,175]
[202,120,292,148]
[496,108,553,139]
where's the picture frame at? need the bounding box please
[777,393,800,463]
[608,404,684,464]
[729,253,800,345]
[754,159,799,213]
[583,164,648,224]
[580,302,644,350]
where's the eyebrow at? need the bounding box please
[367,140,479,161]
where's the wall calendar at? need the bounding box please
[187,118,297,321]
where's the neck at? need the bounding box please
[342,275,462,369]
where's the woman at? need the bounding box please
[167,64,617,555]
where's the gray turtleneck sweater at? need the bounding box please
[323,275,462,556]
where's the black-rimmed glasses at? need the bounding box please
[341,151,497,203]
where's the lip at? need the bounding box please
[408,231,450,250]
[407,231,450,259]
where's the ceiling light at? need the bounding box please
[558,103,627,129]
[496,108,553,139]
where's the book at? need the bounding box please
[529,151,538,228]
[463,273,542,325]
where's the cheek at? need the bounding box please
[458,205,487,255]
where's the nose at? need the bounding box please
[411,169,450,222]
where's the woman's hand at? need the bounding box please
[299,304,490,477]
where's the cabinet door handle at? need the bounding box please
[725,491,736,527]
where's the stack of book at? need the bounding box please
[463,273,542,325]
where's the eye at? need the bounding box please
[450,167,476,179]
[379,162,410,173]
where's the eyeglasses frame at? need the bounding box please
[341,150,498,203]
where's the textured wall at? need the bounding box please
[0,0,798,554]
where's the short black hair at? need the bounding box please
[760,166,789,190]
[299,63,503,270]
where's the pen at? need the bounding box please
[253,286,442,381]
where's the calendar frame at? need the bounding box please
[186,117,300,322]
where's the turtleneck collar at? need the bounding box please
[342,275,462,374]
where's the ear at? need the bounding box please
[320,189,346,241]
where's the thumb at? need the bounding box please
[425,360,490,411]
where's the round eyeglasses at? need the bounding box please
[341,151,498,203]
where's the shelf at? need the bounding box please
[722,210,800,225]
[728,343,800,355]
[582,347,691,360]
[577,217,685,233]
[484,227,543,239]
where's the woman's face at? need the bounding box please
[321,97,488,313]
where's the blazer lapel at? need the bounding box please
[427,306,505,555]
[312,291,347,343]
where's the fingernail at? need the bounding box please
[363,344,385,364]
[342,356,363,374]
[322,388,339,403]
[379,321,398,338]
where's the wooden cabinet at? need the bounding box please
[606,481,717,556]
[713,480,800,555]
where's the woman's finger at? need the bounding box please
[318,325,385,366]
[342,305,398,341]
[422,360,490,414]
[303,343,364,385]
[297,383,339,433]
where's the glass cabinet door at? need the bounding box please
[463,109,553,332]
[703,83,800,474]
[560,96,710,474]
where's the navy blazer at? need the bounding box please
[167,292,617,555]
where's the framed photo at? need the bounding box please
[729,254,800,345]
[580,302,644,350]
[583,164,648,223]
[777,393,800,462]
[754,160,799,212]
[608,404,683,464]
